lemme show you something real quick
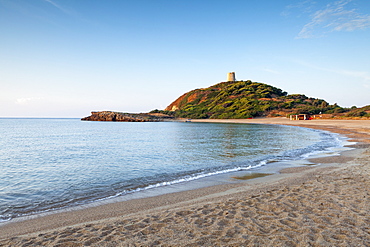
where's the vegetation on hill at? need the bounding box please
[343,105,370,118]
[155,80,354,119]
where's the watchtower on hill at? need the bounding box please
[227,72,236,82]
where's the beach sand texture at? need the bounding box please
[1,119,369,246]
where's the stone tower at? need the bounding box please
[227,72,236,82]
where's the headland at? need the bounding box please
[81,111,174,122]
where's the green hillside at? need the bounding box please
[160,80,350,119]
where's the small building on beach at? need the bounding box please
[289,114,310,120]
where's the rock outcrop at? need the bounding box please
[81,111,174,122]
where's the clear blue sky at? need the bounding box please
[1,0,370,117]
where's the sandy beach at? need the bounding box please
[1,118,370,246]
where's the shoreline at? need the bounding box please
[1,118,370,246]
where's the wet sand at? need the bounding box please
[1,118,370,246]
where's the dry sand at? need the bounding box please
[1,118,370,246]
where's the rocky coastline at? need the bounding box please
[81,111,174,122]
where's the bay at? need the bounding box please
[0,118,341,221]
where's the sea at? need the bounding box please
[0,118,345,222]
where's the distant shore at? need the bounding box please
[1,118,370,246]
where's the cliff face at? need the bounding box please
[164,83,232,112]
[81,111,173,122]
[165,92,190,111]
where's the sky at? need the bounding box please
[1,0,370,117]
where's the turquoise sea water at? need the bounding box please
[0,119,341,221]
